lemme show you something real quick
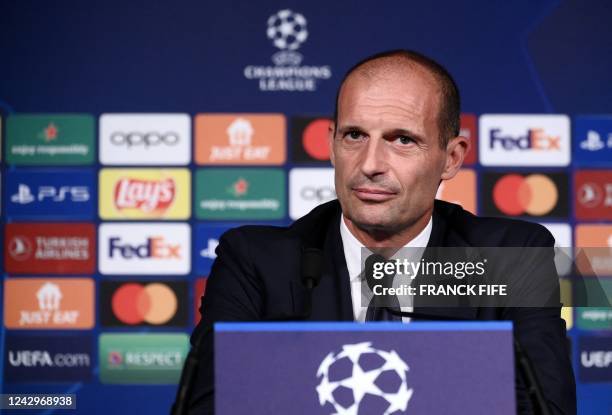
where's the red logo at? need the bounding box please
[302,118,330,161]
[575,170,612,220]
[194,278,207,325]
[460,114,477,165]
[114,178,175,213]
[5,223,96,274]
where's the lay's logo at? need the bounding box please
[100,169,190,220]
[114,177,176,213]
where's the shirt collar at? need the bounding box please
[340,213,433,282]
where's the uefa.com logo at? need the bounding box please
[243,9,332,91]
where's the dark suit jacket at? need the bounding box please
[189,199,576,414]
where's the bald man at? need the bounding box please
[188,50,576,414]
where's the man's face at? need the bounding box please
[329,66,450,234]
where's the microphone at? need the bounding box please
[381,307,552,415]
[300,247,324,318]
[171,246,324,415]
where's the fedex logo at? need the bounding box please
[479,115,570,166]
[489,128,561,150]
[99,223,190,275]
[109,237,181,259]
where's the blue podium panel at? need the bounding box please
[215,322,515,415]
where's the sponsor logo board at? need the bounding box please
[195,114,285,165]
[289,168,335,219]
[4,334,93,382]
[98,333,189,384]
[98,223,190,275]
[195,168,285,220]
[99,113,191,165]
[99,168,190,220]
[6,114,94,165]
[481,172,569,218]
[99,280,188,327]
[479,114,570,166]
[5,223,95,274]
[4,278,94,329]
[5,169,95,219]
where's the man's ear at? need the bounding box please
[328,121,336,166]
[440,135,469,180]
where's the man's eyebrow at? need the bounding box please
[382,128,426,142]
[336,125,427,142]
[336,125,365,134]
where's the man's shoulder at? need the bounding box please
[221,199,341,247]
[434,199,555,247]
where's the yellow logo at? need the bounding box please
[99,169,190,219]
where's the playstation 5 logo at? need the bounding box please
[11,184,90,204]
[200,239,219,259]
[11,185,35,204]
[580,130,612,151]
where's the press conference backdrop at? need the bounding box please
[0,1,611,414]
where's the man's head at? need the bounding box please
[329,50,468,243]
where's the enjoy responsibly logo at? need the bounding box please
[243,9,332,91]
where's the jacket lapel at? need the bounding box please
[413,200,478,321]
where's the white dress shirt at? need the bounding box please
[340,214,433,323]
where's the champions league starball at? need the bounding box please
[266,9,308,51]
[316,342,413,415]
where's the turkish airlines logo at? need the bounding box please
[100,169,190,220]
[3,278,94,329]
[482,172,569,218]
[99,223,190,275]
[5,223,95,274]
[99,114,191,165]
[114,177,176,213]
[575,170,612,220]
[101,281,188,327]
[479,115,570,166]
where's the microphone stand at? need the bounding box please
[384,307,552,415]
[170,247,323,415]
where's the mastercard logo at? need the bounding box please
[302,118,330,160]
[492,174,558,216]
[111,283,177,325]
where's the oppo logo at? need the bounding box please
[110,132,180,147]
[300,186,335,201]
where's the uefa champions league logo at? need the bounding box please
[266,9,308,66]
[316,342,413,414]
[243,8,332,91]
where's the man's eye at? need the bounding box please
[344,131,364,140]
[397,135,415,145]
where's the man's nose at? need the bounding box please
[359,137,387,178]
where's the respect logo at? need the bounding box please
[99,168,190,219]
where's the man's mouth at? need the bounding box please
[352,187,397,202]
